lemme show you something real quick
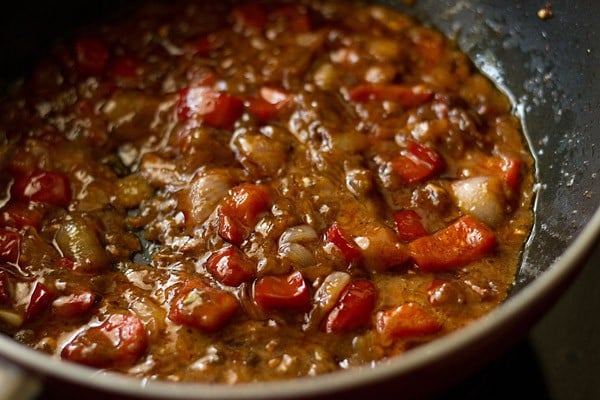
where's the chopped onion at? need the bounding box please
[345,168,372,196]
[451,176,506,227]
[313,63,338,90]
[0,310,23,328]
[365,64,397,84]
[313,271,351,312]
[55,215,109,273]
[233,134,288,177]
[278,225,318,246]
[367,38,400,60]
[115,175,154,209]
[130,298,166,340]
[304,271,351,330]
[329,131,369,155]
[278,242,316,267]
[178,170,234,227]
[346,222,409,272]
[138,153,181,188]
[278,225,318,267]
[102,90,162,141]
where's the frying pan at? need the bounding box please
[0,0,598,399]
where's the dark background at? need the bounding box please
[436,243,600,400]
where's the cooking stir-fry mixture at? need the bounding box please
[0,0,534,382]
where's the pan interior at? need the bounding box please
[2,0,598,289]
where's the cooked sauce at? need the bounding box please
[0,0,534,383]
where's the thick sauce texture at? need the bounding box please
[0,0,534,383]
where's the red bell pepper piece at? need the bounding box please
[391,141,445,184]
[176,87,244,130]
[61,313,148,367]
[74,37,109,75]
[206,246,255,287]
[11,170,72,208]
[182,34,223,57]
[245,97,280,122]
[492,155,523,193]
[393,210,428,242]
[321,280,376,333]
[52,291,96,318]
[168,280,239,332]
[376,303,442,340]
[57,257,76,270]
[408,215,496,271]
[232,3,268,30]
[217,183,271,244]
[246,86,292,123]
[325,223,362,265]
[271,5,311,32]
[24,282,55,322]
[109,55,142,80]
[349,84,433,108]
[501,156,522,192]
[254,271,310,311]
[478,154,523,194]
[0,229,20,264]
[0,202,44,229]
[412,29,444,67]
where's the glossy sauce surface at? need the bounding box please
[0,0,534,383]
